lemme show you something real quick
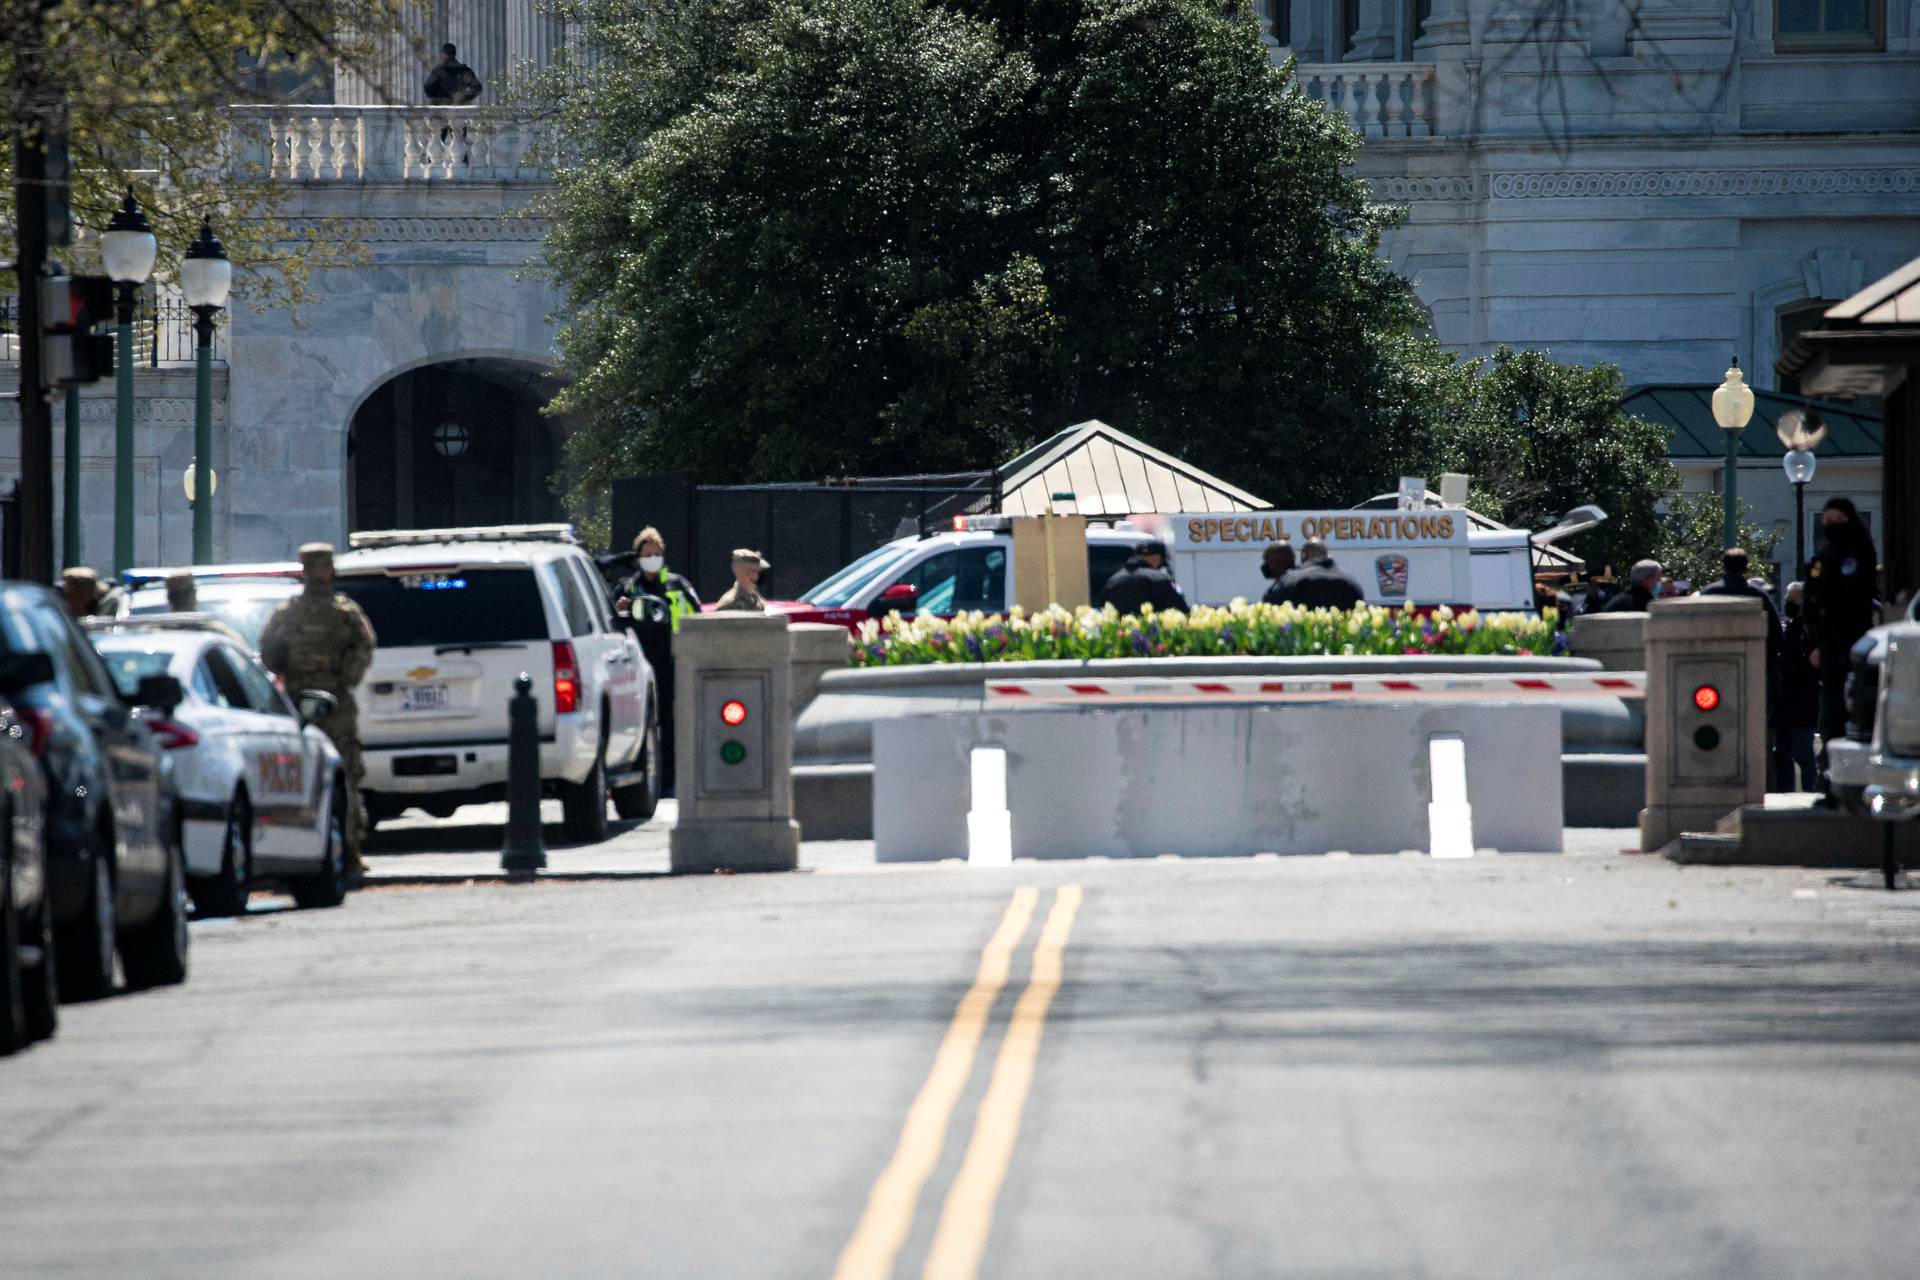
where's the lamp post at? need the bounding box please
[1782,449,1816,582]
[100,188,156,573]
[1709,357,1755,550]
[179,218,230,565]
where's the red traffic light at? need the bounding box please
[719,699,748,726]
[1692,684,1721,712]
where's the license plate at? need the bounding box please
[400,682,451,712]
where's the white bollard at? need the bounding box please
[1427,733,1474,858]
[967,745,1013,866]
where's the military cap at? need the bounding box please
[61,566,99,586]
[298,542,336,567]
[731,548,770,570]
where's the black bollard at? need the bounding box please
[502,672,547,879]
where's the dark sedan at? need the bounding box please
[1,692,52,1053]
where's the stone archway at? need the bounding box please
[347,356,565,532]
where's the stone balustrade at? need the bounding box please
[228,106,552,183]
[1292,63,1436,139]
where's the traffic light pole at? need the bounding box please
[113,285,135,573]
[13,121,55,583]
[60,388,79,566]
[191,306,214,564]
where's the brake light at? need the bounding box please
[145,718,200,750]
[10,706,51,758]
[552,640,580,714]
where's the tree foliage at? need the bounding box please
[541,0,1425,503]
[1403,345,1677,578]
[0,0,410,309]
[1655,491,1783,589]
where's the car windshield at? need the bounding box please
[128,582,298,651]
[91,645,177,700]
[336,568,547,648]
[799,543,915,608]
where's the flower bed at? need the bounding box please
[851,601,1558,666]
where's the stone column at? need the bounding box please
[1639,597,1768,852]
[336,1,444,104]
[449,0,510,100]
[1345,0,1398,60]
[508,0,566,84]
[1412,0,1474,134]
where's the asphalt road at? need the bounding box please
[4,843,1920,1279]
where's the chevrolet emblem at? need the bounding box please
[407,666,439,679]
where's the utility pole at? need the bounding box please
[13,111,56,583]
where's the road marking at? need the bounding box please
[921,884,1084,1280]
[833,887,1041,1280]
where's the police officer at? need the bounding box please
[1258,542,1297,607]
[1802,497,1879,782]
[715,549,770,612]
[1103,540,1190,615]
[59,566,118,619]
[1267,539,1364,610]
[259,544,377,875]
[613,527,701,795]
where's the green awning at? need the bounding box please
[1621,384,1882,460]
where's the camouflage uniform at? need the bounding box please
[260,543,377,868]
[713,549,770,612]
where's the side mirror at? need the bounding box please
[629,596,671,627]
[878,582,918,609]
[294,689,338,726]
[133,673,184,715]
[0,650,54,694]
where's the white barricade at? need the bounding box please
[983,673,1646,703]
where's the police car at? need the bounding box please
[84,617,351,915]
[335,525,660,842]
[1824,597,1920,844]
[115,564,303,651]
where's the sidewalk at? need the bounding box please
[362,800,879,883]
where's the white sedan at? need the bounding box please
[86,618,351,916]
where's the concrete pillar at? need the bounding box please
[1568,612,1647,673]
[671,613,801,873]
[336,1,443,105]
[1345,0,1398,60]
[449,0,509,100]
[1639,597,1768,852]
[789,623,852,722]
[1412,0,1474,134]
[508,0,566,83]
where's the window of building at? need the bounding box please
[1409,0,1432,44]
[1775,0,1883,52]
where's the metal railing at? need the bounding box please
[0,295,224,365]
[228,105,553,183]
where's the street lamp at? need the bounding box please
[1775,407,1829,582]
[101,188,156,574]
[1709,357,1755,550]
[180,217,231,565]
[182,463,217,504]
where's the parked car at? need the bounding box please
[1825,596,1920,846]
[86,616,352,914]
[335,524,661,841]
[0,583,186,999]
[1,694,54,1053]
[113,563,302,652]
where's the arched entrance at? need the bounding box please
[348,357,566,532]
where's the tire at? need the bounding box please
[120,833,189,989]
[1,847,25,1055]
[55,838,117,1002]
[191,794,252,919]
[561,732,611,844]
[22,872,56,1042]
[613,711,661,822]
[291,783,350,910]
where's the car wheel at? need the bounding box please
[120,831,189,989]
[561,731,611,844]
[1,841,26,1054]
[191,794,252,919]
[613,712,661,822]
[55,837,117,1002]
[22,868,56,1042]
[291,783,350,910]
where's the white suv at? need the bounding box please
[335,525,660,841]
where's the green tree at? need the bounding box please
[1655,491,1783,589]
[540,0,1424,504]
[1406,345,1677,577]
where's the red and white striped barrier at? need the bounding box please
[983,672,1646,704]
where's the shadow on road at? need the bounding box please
[365,817,648,856]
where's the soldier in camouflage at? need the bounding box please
[259,543,377,872]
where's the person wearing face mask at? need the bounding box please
[614,528,701,796]
[1802,497,1880,782]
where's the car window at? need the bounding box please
[1088,545,1134,608]
[93,646,177,700]
[201,647,254,710]
[565,557,612,631]
[228,647,294,718]
[550,561,597,638]
[127,583,298,651]
[27,605,114,697]
[191,658,221,704]
[336,568,548,648]
[888,546,1007,615]
[800,543,915,608]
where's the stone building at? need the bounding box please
[30,0,1920,565]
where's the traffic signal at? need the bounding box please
[698,675,768,796]
[40,274,115,388]
[1674,657,1740,782]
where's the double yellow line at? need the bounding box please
[834,884,1084,1280]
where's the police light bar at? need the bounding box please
[952,515,1012,533]
[348,523,579,550]
[79,613,239,635]
[121,562,302,587]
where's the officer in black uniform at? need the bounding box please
[1267,539,1365,610]
[1802,496,1879,781]
[1102,540,1190,615]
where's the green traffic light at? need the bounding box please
[720,739,746,765]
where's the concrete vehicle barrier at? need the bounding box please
[1639,597,1768,852]
[671,613,800,873]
